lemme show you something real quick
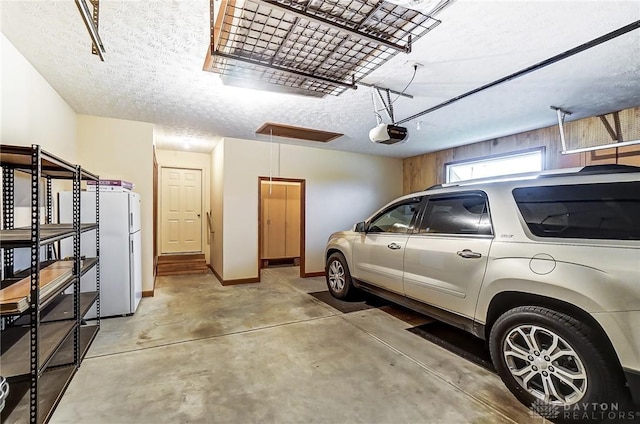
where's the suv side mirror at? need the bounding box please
[354,221,367,232]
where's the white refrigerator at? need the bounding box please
[59,191,142,317]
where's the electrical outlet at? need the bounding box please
[405,61,424,69]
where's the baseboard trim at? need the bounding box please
[303,271,325,278]
[221,277,260,286]
[208,264,260,286]
[143,274,157,298]
[208,264,222,282]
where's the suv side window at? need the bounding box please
[417,193,492,235]
[513,181,640,240]
[368,197,423,234]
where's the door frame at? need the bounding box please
[159,166,205,255]
[150,147,158,297]
[153,148,158,277]
[258,177,307,278]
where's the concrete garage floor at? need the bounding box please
[50,267,536,424]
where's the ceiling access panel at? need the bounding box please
[207,0,447,97]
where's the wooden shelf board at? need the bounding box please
[48,325,99,368]
[79,257,98,277]
[0,144,77,179]
[1,258,97,316]
[0,321,77,378]
[1,366,76,424]
[0,261,75,316]
[78,223,99,233]
[80,168,99,181]
[44,292,99,323]
[12,291,99,325]
[0,224,97,248]
[1,260,58,283]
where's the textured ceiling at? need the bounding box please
[1,1,639,157]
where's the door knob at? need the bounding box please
[457,249,482,259]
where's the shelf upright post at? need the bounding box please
[2,167,16,327]
[73,166,81,365]
[95,179,101,326]
[46,176,54,261]
[2,167,15,277]
[29,145,42,424]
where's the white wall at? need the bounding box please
[76,115,155,291]
[222,138,403,280]
[210,141,225,278]
[1,33,79,272]
[155,148,212,264]
[1,33,77,160]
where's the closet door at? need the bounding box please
[285,184,301,257]
[262,184,287,259]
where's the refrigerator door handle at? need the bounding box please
[131,239,133,253]
[130,212,133,229]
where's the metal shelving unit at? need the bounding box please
[0,144,100,424]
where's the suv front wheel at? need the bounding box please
[489,306,622,422]
[326,252,356,300]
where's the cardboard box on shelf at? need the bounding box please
[87,179,134,192]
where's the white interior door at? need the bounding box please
[161,168,202,254]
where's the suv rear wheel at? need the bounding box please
[326,252,356,300]
[489,306,622,422]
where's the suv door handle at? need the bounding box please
[457,249,482,259]
[387,243,402,250]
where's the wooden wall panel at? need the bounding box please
[403,152,437,191]
[403,106,640,194]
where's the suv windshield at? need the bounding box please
[513,181,640,240]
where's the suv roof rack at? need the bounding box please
[577,164,640,174]
[536,164,640,179]
[425,164,640,190]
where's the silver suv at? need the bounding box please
[324,165,640,420]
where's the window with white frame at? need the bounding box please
[445,149,544,183]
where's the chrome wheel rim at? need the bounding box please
[327,260,345,292]
[503,324,587,405]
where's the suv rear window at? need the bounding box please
[513,182,640,240]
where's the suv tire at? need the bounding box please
[489,306,623,423]
[326,252,356,300]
